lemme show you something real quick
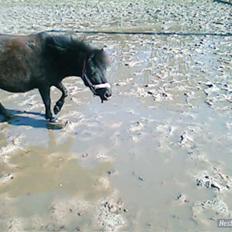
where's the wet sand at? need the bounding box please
[0,0,232,231]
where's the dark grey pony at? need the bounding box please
[0,31,111,122]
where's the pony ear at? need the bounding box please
[90,48,109,67]
[95,48,104,56]
[90,48,103,57]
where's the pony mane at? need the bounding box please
[45,33,108,69]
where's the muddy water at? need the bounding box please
[0,33,231,232]
[1,0,232,231]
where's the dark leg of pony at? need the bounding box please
[0,102,12,120]
[39,87,56,122]
[53,82,68,115]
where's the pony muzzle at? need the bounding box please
[93,83,112,102]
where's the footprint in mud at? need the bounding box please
[195,168,232,192]
[129,121,144,143]
[192,196,231,225]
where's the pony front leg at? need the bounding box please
[53,82,68,115]
[39,87,56,122]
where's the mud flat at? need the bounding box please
[0,0,232,231]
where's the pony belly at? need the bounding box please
[0,56,35,92]
[0,73,35,93]
[0,83,34,93]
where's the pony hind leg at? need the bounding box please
[0,102,12,120]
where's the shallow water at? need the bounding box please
[0,0,232,231]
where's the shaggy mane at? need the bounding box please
[45,33,108,68]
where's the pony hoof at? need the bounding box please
[1,113,14,122]
[48,117,58,123]
[47,119,66,130]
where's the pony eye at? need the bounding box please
[91,71,96,75]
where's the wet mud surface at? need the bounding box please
[0,0,232,231]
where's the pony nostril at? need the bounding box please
[104,93,108,98]
[104,90,112,98]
